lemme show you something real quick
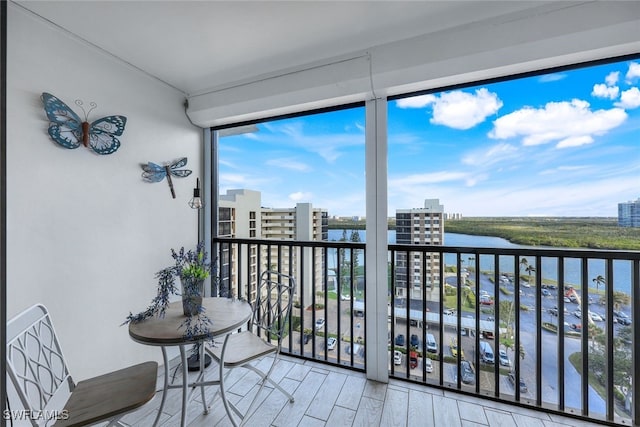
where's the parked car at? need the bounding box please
[541,289,551,296]
[409,351,418,369]
[425,333,438,353]
[588,311,604,322]
[481,330,494,340]
[393,350,402,365]
[346,343,365,358]
[614,310,632,325]
[450,338,465,359]
[395,334,405,346]
[443,308,456,316]
[499,349,511,367]
[424,357,433,373]
[340,294,351,301]
[479,294,493,305]
[303,332,312,344]
[327,337,337,350]
[479,341,494,364]
[508,372,528,393]
[458,360,475,384]
[315,318,325,330]
[410,334,419,347]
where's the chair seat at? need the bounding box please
[209,331,276,367]
[53,361,158,427]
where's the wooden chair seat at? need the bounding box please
[54,361,158,427]
[208,331,276,367]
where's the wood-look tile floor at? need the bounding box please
[118,355,609,427]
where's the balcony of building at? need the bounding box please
[206,237,640,427]
[5,2,640,427]
[119,353,606,427]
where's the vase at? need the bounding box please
[180,276,205,316]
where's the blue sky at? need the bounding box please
[219,58,640,217]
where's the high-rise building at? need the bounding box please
[218,189,262,298]
[395,199,444,300]
[218,189,328,303]
[618,199,640,228]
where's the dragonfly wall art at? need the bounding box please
[141,157,192,198]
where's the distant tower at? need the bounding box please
[219,189,328,303]
[618,198,640,227]
[395,199,444,300]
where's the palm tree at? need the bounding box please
[592,275,605,294]
[525,264,535,278]
[519,257,529,271]
[520,257,535,286]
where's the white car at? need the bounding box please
[499,349,511,367]
[327,337,337,350]
[315,318,325,330]
[393,350,402,365]
[588,311,604,322]
[340,294,351,301]
[425,357,433,373]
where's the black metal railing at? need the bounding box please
[214,237,640,426]
[213,237,366,371]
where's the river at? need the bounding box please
[328,229,633,296]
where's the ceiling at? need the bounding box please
[14,1,564,96]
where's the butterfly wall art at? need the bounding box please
[41,92,127,155]
[141,157,192,198]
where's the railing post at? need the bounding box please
[365,96,388,382]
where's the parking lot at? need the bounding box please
[287,271,623,411]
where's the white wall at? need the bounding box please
[7,5,202,379]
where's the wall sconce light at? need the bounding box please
[189,178,204,209]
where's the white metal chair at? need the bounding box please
[206,270,296,426]
[6,304,158,427]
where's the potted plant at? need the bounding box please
[124,241,216,340]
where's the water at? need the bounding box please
[327,229,633,296]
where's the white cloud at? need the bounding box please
[395,89,503,130]
[430,88,502,130]
[591,83,619,100]
[489,99,627,148]
[220,173,248,185]
[556,135,594,148]
[461,142,519,167]
[538,73,567,83]
[389,171,468,189]
[615,87,640,109]
[625,62,640,82]
[605,71,620,86]
[395,94,436,108]
[265,157,311,172]
[289,191,313,202]
[261,121,364,164]
[539,165,590,175]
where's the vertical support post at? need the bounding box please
[365,97,388,382]
[204,129,216,296]
[633,259,639,427]
[1,0,7,417]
